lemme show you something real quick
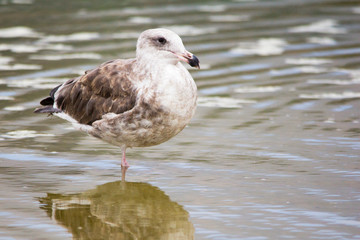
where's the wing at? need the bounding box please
[39,59,137,125]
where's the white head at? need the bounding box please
[136,28,200,69]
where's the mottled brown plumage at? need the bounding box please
[55,59,136,125]
[35,28,200,168]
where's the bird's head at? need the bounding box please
[136,28,200,69]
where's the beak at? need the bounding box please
[176,51,200,69]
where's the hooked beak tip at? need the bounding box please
[188,54,200,69]
[175,51,200,69]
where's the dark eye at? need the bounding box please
[157,37,167,44]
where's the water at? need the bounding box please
[1,0,360,239]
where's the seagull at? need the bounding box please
[35,28,199,168]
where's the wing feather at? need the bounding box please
[55,59,137,125]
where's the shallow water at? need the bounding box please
[1,0,360,239]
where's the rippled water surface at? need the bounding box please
[1,0,360,239]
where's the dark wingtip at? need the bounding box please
[40,97,54,106]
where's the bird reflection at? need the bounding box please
[39,181,194,240]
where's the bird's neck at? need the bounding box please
[136,50,179,69]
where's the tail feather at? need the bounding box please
[34,106,61,114]
[35,83,63,114]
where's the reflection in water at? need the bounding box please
[39,181,194,240]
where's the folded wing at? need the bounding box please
[35,59,137,125]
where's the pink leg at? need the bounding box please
[121,163,128,182]
[121,147,130,168]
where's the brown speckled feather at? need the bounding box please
[55,59,137,125]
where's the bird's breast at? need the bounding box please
[152,63,197,119]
